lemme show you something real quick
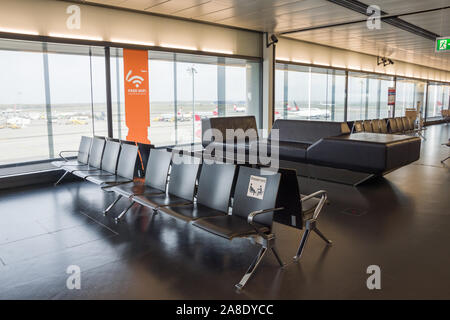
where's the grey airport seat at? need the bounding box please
[86,143,138,186]
[407,117,416,131]
[401,117,411,133]
[395,117,405,133]
[61,137,106,173]
[379,119,389,133]
[72,140,121,179]
[102,148,172,215]
[115,154,201,222]
[51,136,92,168]
[192,166,284,289]
[158,163,237,222]
[55,137,106,185]
[371,119,381,133]
[389,118,399,133]
[352,121,364,133]
[363,120,373,132]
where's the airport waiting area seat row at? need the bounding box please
[53,136,139,187]
[52,136,331,290]
[351,117,420,135]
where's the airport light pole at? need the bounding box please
[187,65,197,143]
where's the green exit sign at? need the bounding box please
[436,37,450,52]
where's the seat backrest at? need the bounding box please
[395,117,404,132]
[353,121,364,133]
[379,119,389,133]
[363,120,373,132]
[407,117,416,130]
[270,119,350,144]
[88,137,106,168]
[197,163,237,213]
[100,141,121,173]
[144,149,172,191]
[167,155,201,201]
[401,117,410,130]
[371,120,381,133]
[389,118,398,133]
[232,166,281,227]
[77,136,92,164]
[273,168,302,229]
[116,143,138,179]
[201,116,258,147]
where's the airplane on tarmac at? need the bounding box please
[278,101,331,119]
[233,104,246,113]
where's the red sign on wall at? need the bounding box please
[123,49,150,144]
[388,87,396,106]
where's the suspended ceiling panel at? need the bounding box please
[84,0,450,71]
[401,8,450,36]
[88,0,366,31]
[285,21,449,70]
[360,0,449,15]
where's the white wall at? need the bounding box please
[277,37,450,83]
[0,0,261,58]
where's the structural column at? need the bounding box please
[262,33,276,132]
[42,43,54,159]
[217,57,226,117]
[104,47,113,138]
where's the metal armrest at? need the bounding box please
[247,207,284,239]
[59,150,79,162]
[247,207,285,224]
[301,190,327,220]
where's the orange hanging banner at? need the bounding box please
[123,49,150,144]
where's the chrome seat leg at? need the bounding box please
[54,171,69,186]
[294,219,332,261]
[235,246,267,290]
[271,246,285,267]
[103,195,122,216]
[114,202,135,223]
[313,227,332,245]
[293,228,310,261]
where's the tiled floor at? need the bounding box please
[0,124,449,299]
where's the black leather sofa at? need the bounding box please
[257,119,421,175]
[201,117,421,176]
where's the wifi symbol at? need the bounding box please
[126,70,145,88]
